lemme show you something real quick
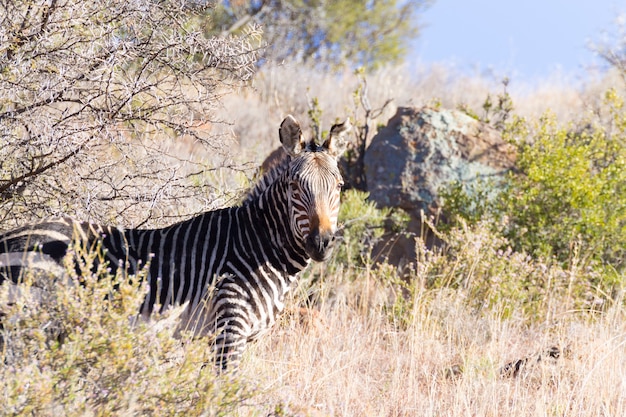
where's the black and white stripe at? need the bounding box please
[0,115,351,370]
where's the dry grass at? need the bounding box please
[241,280,626,416]
[4,253,625,415]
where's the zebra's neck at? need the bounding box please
[122,176,310,279]
[244,153,290,205]
[244,173,310,277]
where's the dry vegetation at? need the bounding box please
[235,219,626,416]
[244,280,626,416]
[4,216,626,415]
[3,9,626,412]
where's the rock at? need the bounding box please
[365,106,516,218]
[364,106,517,267]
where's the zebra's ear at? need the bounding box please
[322,117,352,158]
[279,115,305,157]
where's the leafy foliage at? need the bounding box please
[0,244,253,415]
[212,0,428,70]
[442,89,626,304]
[333,190,396,267]
[503,99,626,271]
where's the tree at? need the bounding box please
[591,13,626,85]
[0,0,261,228]
[213,0,429,71]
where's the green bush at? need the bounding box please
[0,244,254,415]
[332,189,401,268]
[503,94,626,273]
[442,89,626,302]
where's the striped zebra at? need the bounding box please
[0,115,352,370]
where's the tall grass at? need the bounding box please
[4,219,623,415]
[242,222,626,416]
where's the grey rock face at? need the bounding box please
[365,106,516,218]
[365,106,517,268]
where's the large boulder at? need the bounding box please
[365,106,516,217]
[364,106,517,266]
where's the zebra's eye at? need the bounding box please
[337,181,344,191]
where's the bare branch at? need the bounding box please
[0,0,261,228]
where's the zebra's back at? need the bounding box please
[0,217,127,283]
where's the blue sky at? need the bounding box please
[411,0,625,84]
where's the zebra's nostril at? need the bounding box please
[305,230,335,262]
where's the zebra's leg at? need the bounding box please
[213,323,248,372]
[174,290,248,372]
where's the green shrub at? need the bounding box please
[0,244,255,415]
[439,180,499,229]
[332,189,408,268]
[503,96,626,273]
[442,89,626,304]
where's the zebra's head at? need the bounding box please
[279,115,352,262]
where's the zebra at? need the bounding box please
[0,115,352,370]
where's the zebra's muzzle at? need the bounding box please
[305,229,335,262]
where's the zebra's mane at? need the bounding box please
[242,151,291,205]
